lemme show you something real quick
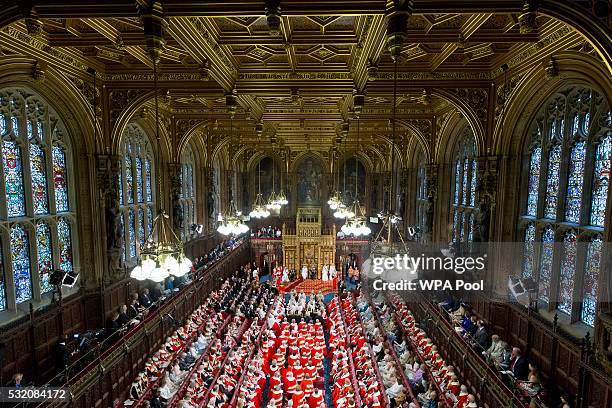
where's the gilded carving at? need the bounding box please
[109,89,148,123]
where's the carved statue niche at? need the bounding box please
[99,155,123,280]
[169,163,183,233]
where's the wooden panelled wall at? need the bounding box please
[406,292,612,408]
[0,234,239,389]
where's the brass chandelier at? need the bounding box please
[131,55,191,282]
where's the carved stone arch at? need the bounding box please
[289,151,327,173]
[397,120,432,163]
[109,89,155,154]
[122,116,171,167]
[210,136,231,170]
[496,52,612,157]
[177,119,211,161]
[180,130,206,170]
[337,151,373,174]
[246,150,283,173]
[437,113,479,164]
[406,135,430,168]
[537,2,612,74]
[431,88,486,156]
[372,135,406,171]
[0,58,96,156]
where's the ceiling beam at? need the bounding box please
[167,17,237,91]
[429,13,493,71]
[29,1,525,18]
[82,18,154,68]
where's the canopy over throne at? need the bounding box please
[282,208,336,278]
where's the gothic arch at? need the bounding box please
[431,88,486,155]
[0,58,96,155]
[496,52,612,157]
[289,151,327,173]
[437,113,479,163]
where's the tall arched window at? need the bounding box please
[451,127,477,243]
[520,85,610,326]
[0,88,76,310]
[120,124,155,266]
[180,145,196,240]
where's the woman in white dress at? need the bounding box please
[321,265,329,281]
[282,267,289,282]
[301,265,308,280]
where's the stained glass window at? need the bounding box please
[138,208,145,249]
[544,145,561,219]
[27,120,33,139]
[0,115,6,134]
[452,210,458,243]
[1,89,77,308]
[470,160,477,206]
[462,160,469,205]
[0,243,6,311]
[590,134,610,227]
[459,212,466,242]
[52,145,69,212]
[565,142,586,223]
[468,213,474,242]
[57,218,73,273]
[30,143,49,215]
[522,224,536,279]
[454,161,461,205]
[145,159,153,202]
[125,156,133,204]
[521,86,609,326]
[12,117,19,136]
[582,112,590,134]
[581,236,601,326]
[120,124,155,263]
[571,113,579,135]
[558,232,577,315]
[136,158,143,203]
[538,227,555,304]
[527,147,541,217]
[128,210,136,258]
[36,222,53,294]
[3,141,26,217]
[180,147,197,240]
[147,206,154,236]
[10,224,32,304]
[118,172,123,205]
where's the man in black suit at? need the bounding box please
[139,288,152,308]
[473,320,489,350]
[54,335,69,375]
[510,347,529,380]
[150,283,162,303]
[127,299,140,320]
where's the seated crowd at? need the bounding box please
[124,267,275,408]
[109,238,243,338]
[252,226,282,239]
[285,291,326,317]
[438,295,551,405]
[192,237,243,271]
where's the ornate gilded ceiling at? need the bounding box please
[0,0,603,165]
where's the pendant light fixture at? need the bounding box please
[266,155,281,210]
[374,54,406,247]
[131,55,192,282]
[333,136,353,219]
[341,116,371,237]
[217,115,249,235]
[250,159,270,218]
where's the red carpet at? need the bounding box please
[281,279,336,294]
